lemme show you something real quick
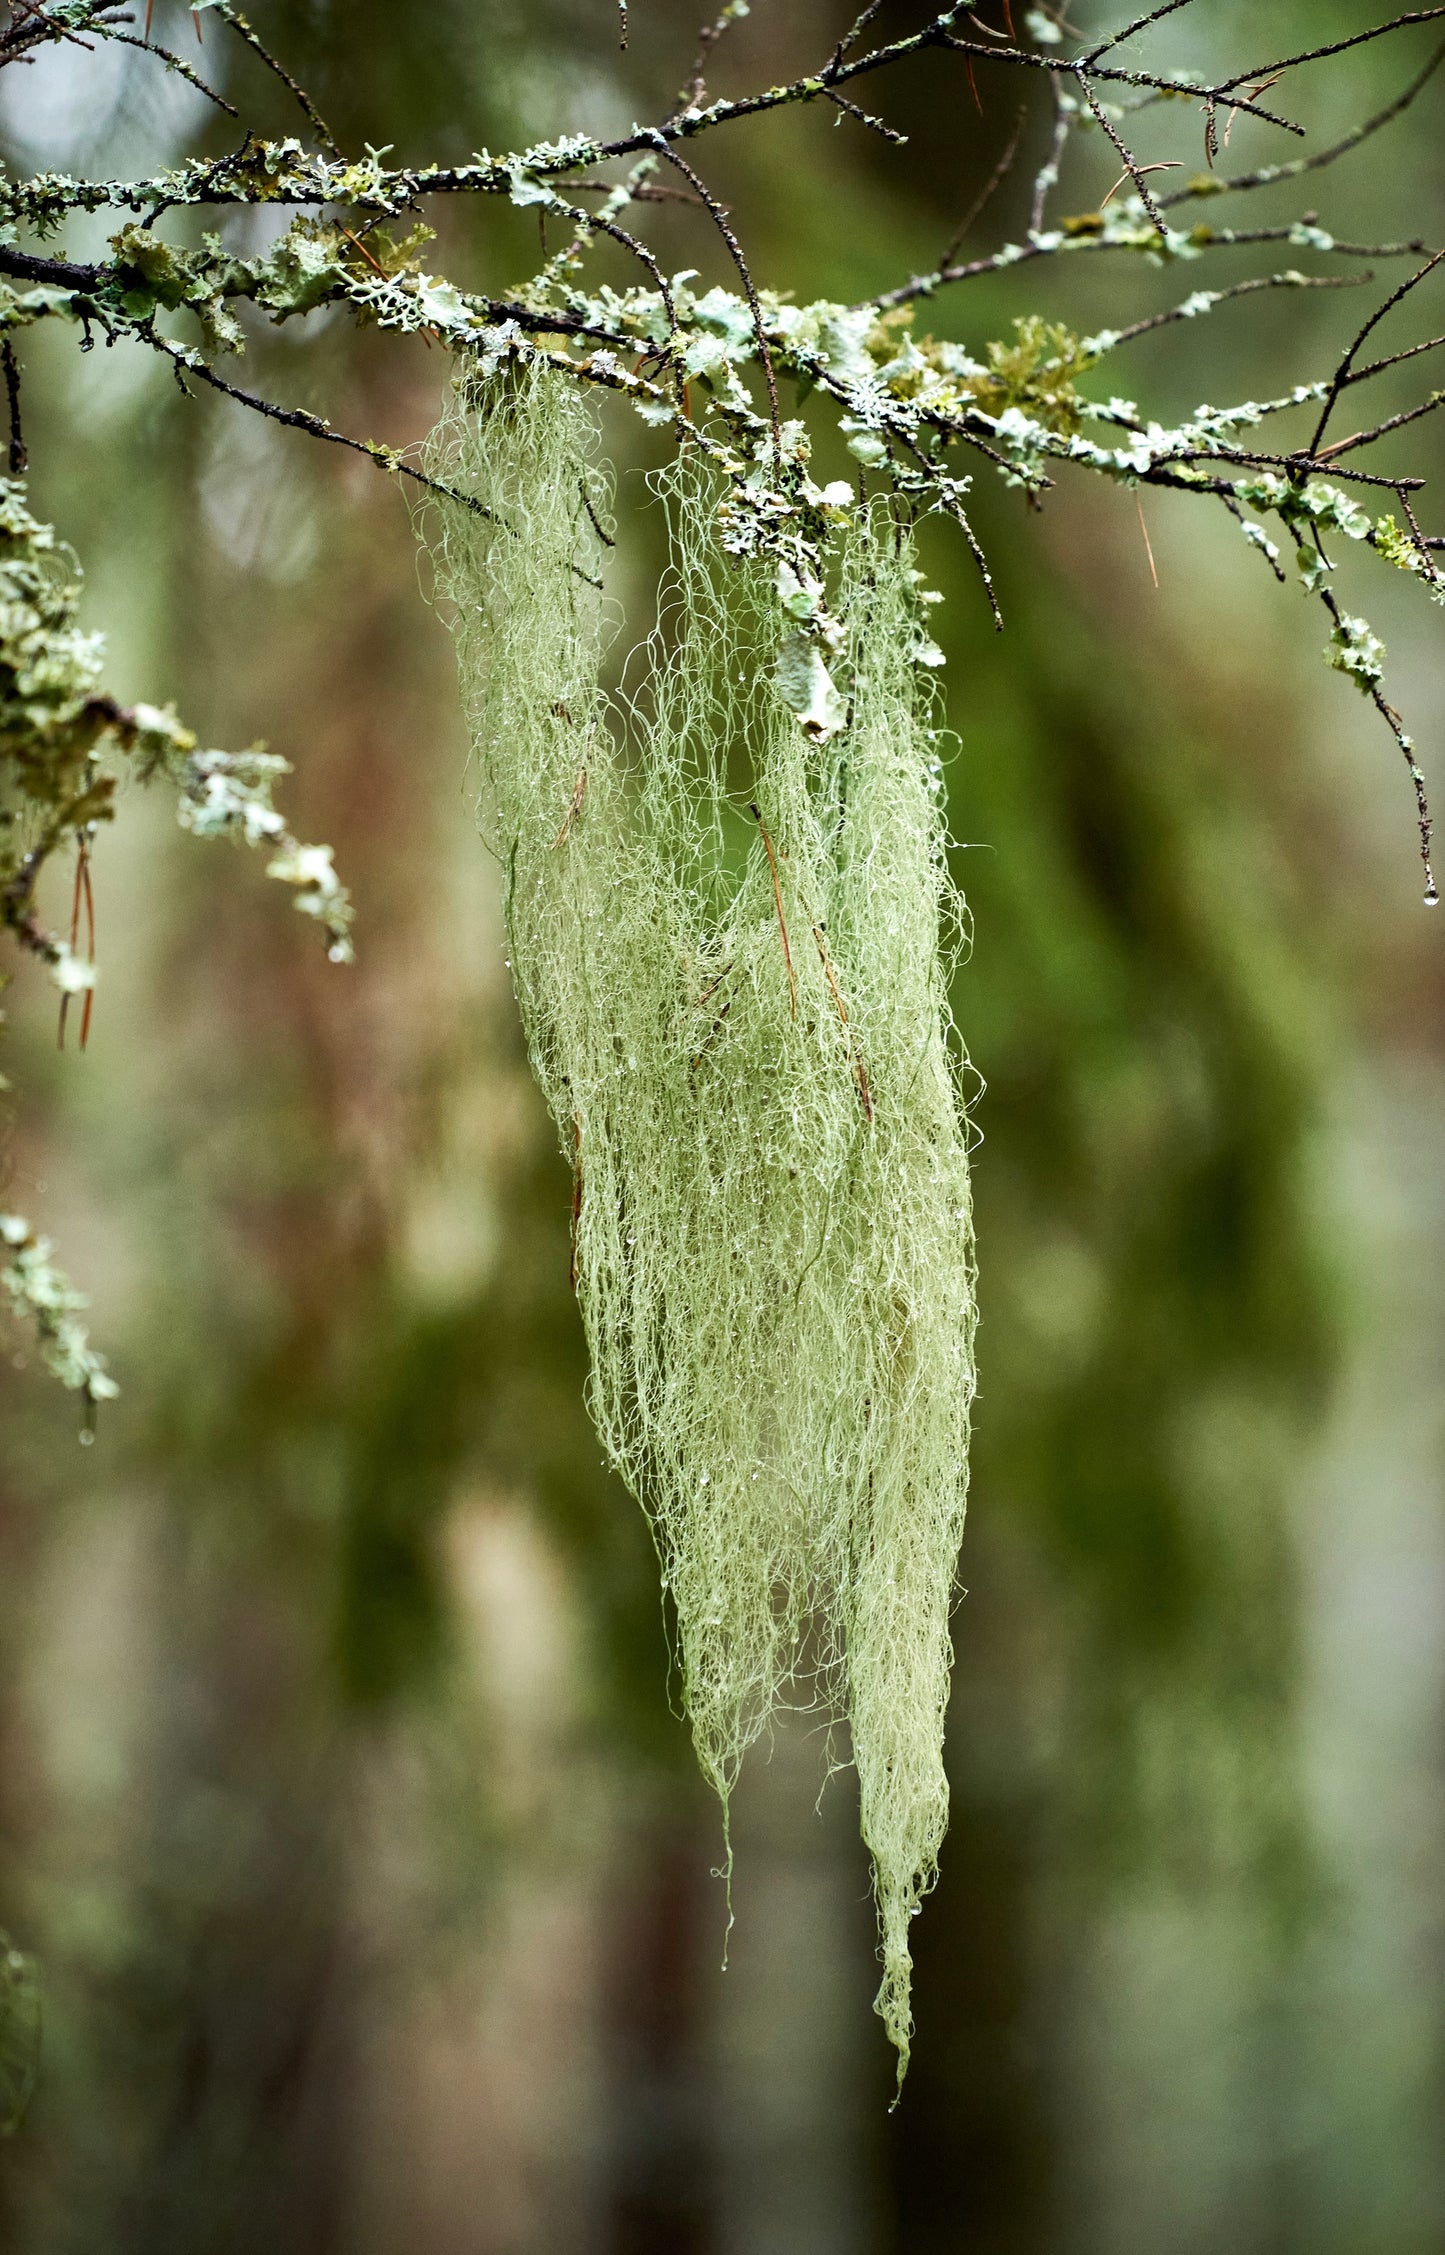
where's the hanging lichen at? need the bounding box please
[423,358,977,2081]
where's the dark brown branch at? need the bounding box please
[14,17,1334,230]
[1,338,25,474]
[0,244,101,290]
[1,0,105,60]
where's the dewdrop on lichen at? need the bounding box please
[421,360,976,2089]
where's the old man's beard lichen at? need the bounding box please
[423,359,976,2084]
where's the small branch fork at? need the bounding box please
[1308,246,1445,455]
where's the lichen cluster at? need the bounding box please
[0,476,352,1399]
[424,361,977,2078]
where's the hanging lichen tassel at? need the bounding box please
[423,358,977,2087]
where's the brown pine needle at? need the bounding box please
[1100,159,1183,209]
[812,925,874,1122]
[750,803,798,1020]
[552,764,588,847]
[1135,490,1159,588]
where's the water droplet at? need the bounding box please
[1426,883,1439,907]
[78,1429,95,1448]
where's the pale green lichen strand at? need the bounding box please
[423,363,976,2082]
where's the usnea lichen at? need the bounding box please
[423,360,976,2081]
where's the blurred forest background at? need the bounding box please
[0,2,1442,2249]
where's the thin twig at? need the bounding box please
[1099,158,1181,208]
[896,432,1004,626]
[1030,77,1070,235]
[1163,36,1445,208]
[97,26,238,114]
[1308,246,1445,455]
[207,0,339,156]
[1317,580,1436,900]
[1316,388,1445,460]
[941,99,1027,268]
[834,0,888,69]
[650,135,780,460]
[550,186,677,330]
[1075,68,1167,238]
[1396,487,1442,583]
[821,86,907,143]
[1101,267,1373,348]
[1219,489,1288,582]
[1346,331,1445,386]
[934,36,1302,134]
[145,332,506,524]
[1082,0,1202,67]
[681,0,756,111]
[563,178,705,206]
[579,478,615,548]
[1213,11,1445,97]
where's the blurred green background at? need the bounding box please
[1,3,1443,2248]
